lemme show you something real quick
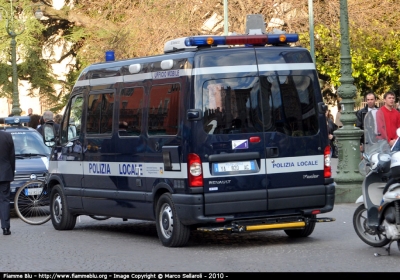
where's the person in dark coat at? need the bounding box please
[0,130,16,235]
[36,111,60,136]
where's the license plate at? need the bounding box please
[24,188,43,196]
[214,161,255,173]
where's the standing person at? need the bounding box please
[335,104,343,128]
[356,92,378,151]
[326,110,338,157]
[36,115,44,130]
[328,109,334,122]
[54,114,63,124]
[376,92,400,147]
[27,108,33,116]
[28,114,41,129]
[36,111,60,136]
[0,130,16,235]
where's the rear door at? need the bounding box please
[255,48,326,210]
[192,48,268,216]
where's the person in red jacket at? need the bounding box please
[377,92,400,147]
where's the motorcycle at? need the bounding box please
[353,109,400,256]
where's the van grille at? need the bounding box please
[14,173,46,181]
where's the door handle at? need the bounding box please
[266,147,279,158]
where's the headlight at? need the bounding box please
[371,153,391,173]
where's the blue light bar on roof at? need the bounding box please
[5,116,30,125]
[185,34,299,47]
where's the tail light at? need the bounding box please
[188,153,203,187]
[324,146,332,178]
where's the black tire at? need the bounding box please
[89,215,110,221]
[284,215,316,237]
[14,180,51,225]
[155,193,190,247]
[50,184,77,230]
[353,204,389,247]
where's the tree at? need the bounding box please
[0,0,56,103]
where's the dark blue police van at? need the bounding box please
[42,25,336,247]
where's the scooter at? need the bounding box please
[353,109,400,256]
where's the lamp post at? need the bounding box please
[223,0,228,35]
[333,0,364,202]
[308,0,315,63]
[0,1,43,116]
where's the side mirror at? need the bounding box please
[68,124,77,139]
[42,123,55,147]
[318,102,327,114]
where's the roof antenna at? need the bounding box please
[245,14,266,35]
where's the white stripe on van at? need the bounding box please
[49,155,323,180]
[124,73,153,83]
[90,76,123,86]
[258,63,315,71]
[193,65,257,75]
[74,63,315,87]
[75,80,90,87]
[49,161,188,179]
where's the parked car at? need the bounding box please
[0,116,51,206]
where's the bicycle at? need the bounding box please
[14,179,50,225]
[14,179,110,225]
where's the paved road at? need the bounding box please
[3,202,400,273]
[5,158,395,273]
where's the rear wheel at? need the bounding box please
[50,184,76,230]
[14,180,50,225]
[155,193,190,247]
[353,204,389,247]
[284,215,316,237]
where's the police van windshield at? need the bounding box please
[202,74,318,136]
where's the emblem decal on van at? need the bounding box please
[89,163,111,174]
[266,155,323,174]
[209,180,231,184]
[232,140,248,150]
[153,70,180,79]
[303,174,319,179]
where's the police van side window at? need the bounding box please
[148,84,180,136]
[119,87,144,137]
[87,92,114,134]
[61,94,83,144]
[264,74,318,137]
[202,77,265,134]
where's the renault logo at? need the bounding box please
[30,174,37,180]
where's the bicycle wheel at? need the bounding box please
[14,180,51,225]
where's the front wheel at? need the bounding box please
[14,180,50,225]
[50,184,77,230]
[284,215,316,237]
[353,204,389,247]
[155,193,190,247]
